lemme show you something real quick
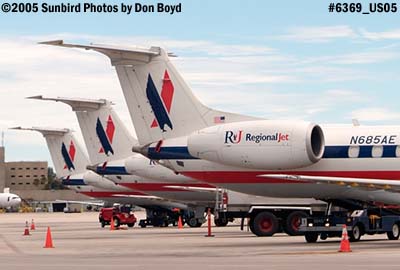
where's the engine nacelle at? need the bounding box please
[83,171,119,190]
[187,120,324,170]
[124,154,193,182]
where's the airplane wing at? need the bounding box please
[110,194,161,200]
[164,186,217,193]
[54,199,105,206]
[259,174,400,192]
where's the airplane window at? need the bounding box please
[372,146,383,158]
[348,146,359,158]
[396,146,400,157]
[7,197,10,202]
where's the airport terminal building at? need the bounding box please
[0,146,48,191]
[0,146,89,207]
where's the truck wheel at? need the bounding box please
[187,217,199,228]
[214,217,228,227]
[100,219,106,228]
[387,223,400,240]
[284,211,308,236]
[249,218,256,234]
[349,224,362,242]
[113,217,120,228]
[252,212,279,237]
[305,232,318,243]
[139,220,146,228]
[195,220,203,227]
[127,223,135,228]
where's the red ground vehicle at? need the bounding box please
[99,206,137,228]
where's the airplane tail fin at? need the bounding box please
[10,127,89,178]
[40,40,257,145]
[3,188,10,193]
[27,96,138,165]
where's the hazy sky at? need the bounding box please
[1,0,400,168]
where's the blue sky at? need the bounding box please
[1,0,400,166]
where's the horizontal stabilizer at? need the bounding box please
[39,40,162,65]
[27,95,111,111]
[10,126,71,136]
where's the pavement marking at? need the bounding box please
[0,234,23,254]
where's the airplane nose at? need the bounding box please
[14,197,22,206]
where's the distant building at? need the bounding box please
[0,147,48,191]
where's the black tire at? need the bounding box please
[187,217,199,228]
[249,218,256,234]
[305,232,318,243]
[100,219,106,228]
[387,223,400,240]
[252,212,279,237]
[284,211,308,236]
[127,223,135,228]
[214,217,228,227]
[113,217,120,228]
[349,224,362,242]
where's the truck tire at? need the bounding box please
[127,223,135,228]
[387,223,400,240]
[187,217,199,228]
[113,217,120,228]
[349,224,362,242]
[284,211,308,236]
[139,220,147,228]
[214,217,228,227]
[100,219,106,228]
[304,232,318,243]
[249,217,256,234]
[252,212,279,237]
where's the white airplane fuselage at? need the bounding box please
[0,192,21,208]
[143,124,400,205]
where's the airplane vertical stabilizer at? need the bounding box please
[39,41,258,145]
[11,127,89,178]
[27,96,138,165]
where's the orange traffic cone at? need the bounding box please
[339,224,351,252]
[178,216,183,229]
[30,219,35,230]
[43,227,54,248]
[23,221,30,236]
[110,216,115,231]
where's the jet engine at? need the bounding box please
[187,120,325,170]
[83,171,118,189]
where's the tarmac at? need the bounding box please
[1,211,400,269]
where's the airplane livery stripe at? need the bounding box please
[148,145,400,160]
[146,74,173,131]
[96,118,114,155]
[96,166,129,175]
[61,142,75,170]
[148,146,196,160]
[61,179,85,185]
[323,145,399,158]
